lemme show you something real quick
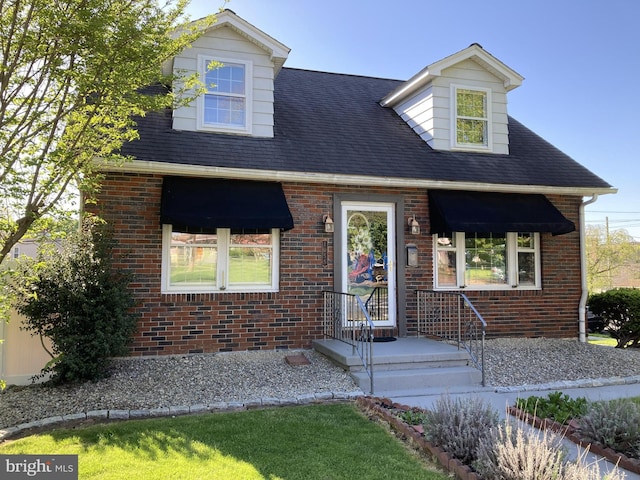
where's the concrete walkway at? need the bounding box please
[389,380,640,479]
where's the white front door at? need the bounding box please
[340,202,396,327]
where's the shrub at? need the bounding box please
[11,218,138,384]
[423,395,499,465]
[577,398,640,458]
[474,417,566,480]
[589,288,640,348]
[475,417,624,480]
[515,391,588,425]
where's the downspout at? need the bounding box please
[579,194,599,342]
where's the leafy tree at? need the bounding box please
[10,217,139,383]
[0,0,217,264]
[586,225,639,292]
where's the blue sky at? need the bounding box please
[187,0,640,238]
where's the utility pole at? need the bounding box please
[606,216,612,289]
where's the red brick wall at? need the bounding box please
[91,173,583,356]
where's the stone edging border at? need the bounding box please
[493,375,640,393]
[507,405,640,475]
[0,390,364,442]
[357,396,481,480]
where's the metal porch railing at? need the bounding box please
[416,290,486,386]
[322,291,375,394]
[364,286,388,322]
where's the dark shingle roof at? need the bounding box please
[122,68,611,190]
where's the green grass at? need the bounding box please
[0,404,449,480]
[171,256,270,285]
[588,333,617,347]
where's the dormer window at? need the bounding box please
[452,85,491,151]
[197,56,253,134]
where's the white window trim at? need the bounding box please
[196,55,253,135]
[161,225,279,293]
[434,232,541,291]
[450,84,492,152]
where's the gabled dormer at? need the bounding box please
[171,10,290,137]
[380,44,524,154]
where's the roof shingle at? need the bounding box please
[121,67,611,190]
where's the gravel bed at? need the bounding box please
[0,350,357,430]
[2,338,640,430]
[484,337,640,386]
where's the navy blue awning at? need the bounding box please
[161,177,294,233]
[428,190,575,235]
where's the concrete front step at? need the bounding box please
[313,337,484,395]
[351,365,483,395]
[350,350,471,372]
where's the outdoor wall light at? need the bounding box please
[323,214,334,233]
[408,216,420,235]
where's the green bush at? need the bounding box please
[589,288,640,348]
[515,391,588,425]
[423,395,499,465]
[577,398,640,458]
[12,219,138,384]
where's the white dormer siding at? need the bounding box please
[380,45,523,155]
[171,11,289,138]
[173,27,273,137]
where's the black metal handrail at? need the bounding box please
[416,290,486,386]
[322,291,375,394]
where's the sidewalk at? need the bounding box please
[388,379,640,479]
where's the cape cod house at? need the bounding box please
[90,9,614,362]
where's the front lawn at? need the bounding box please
[0,403,448,480]
[588,333,617,347]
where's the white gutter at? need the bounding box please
[579,194,599,342]
[98,159,618,197]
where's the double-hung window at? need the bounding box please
[435,232,540,290]
[198,56,252,133]
[452,86,491,150]
[162,225,279,293]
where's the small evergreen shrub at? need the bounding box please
[577,398,640,458]
[589,288,640,348]
[423,395,499,465]
[515,391,588,425]
[12,218,138,384]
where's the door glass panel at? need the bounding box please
[343,205,395,327]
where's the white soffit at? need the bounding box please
[99,159,617,198]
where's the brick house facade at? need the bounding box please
[91,10,613,356]
[94,173,584,356]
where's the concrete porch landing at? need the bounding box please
[312,337,483,396]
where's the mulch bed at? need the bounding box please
[507,405,640,475]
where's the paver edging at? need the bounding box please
[356,396,481,480]
[0,390,364,443]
